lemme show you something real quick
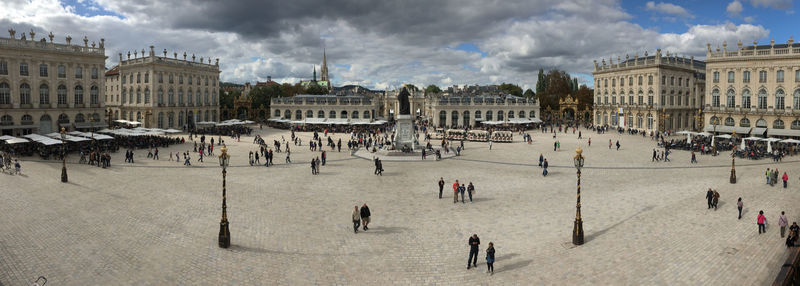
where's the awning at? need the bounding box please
[751,127,767,136]
[767,128,800,137]
[0,124,37,130]
[74,122,107,129]
[4,137,29,144]
[703,125,752,134]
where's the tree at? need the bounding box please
[535,68,548,95]
[405,84,419,92]
[572,78,579,92]
[219,89,238,109]
[498,82,523,97]
[305,84,327,95]
[523,88,535,98]
[425,84,441,94]
[574,85,594,110]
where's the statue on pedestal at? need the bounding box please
[398,87,411,115]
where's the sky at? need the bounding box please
[0,0,796,90]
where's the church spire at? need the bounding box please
[313,65,317,82]
[321,48,329,82]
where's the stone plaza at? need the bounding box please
[1,127,798,285]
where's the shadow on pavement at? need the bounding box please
[585,205,655,243]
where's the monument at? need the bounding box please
[393,87,417,151]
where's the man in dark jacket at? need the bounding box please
[360,204,371,231]
[706,188,714,209]
[468,234,480,269]
[438,178,445,199]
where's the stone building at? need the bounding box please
[105,46,220,129]
[424,94,539,128]
[593,50,705,132]
[271,94,379,122]
[0,29,107,136]
[703,39,800,137]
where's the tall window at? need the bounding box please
[628,93,634,105]
[158,72,163,83]
[796,70,800,82]
[91,68,98,79]
[726,89,735,107]
[121,90,127,104]
[144,88,150,104]
[178,90,184,105]
[136,73,140,83]
[743,71,750,83]
[742,89,751,108]
[19,83,31,105]
[58,65,66,78]
[728,71,734,83]
[182,75,186,84]
[39,84,49,104]
[775,89,785,109]
[0,61,7,75]
[638,92,643,105]
[136,89,141,104]
[0,83,9,104]
[75,67,82,79]
[777,70,784,83]
[212,91,216,105]
[169,74,174,84]
[670,76,674,85]
[757,89,767,109]
[168,89,174,105]
[187,89,193,105]
[90,86,99,105]
[628,77,633,86]
[74,85,84,104]
[648,76,653,85]
[611,93,616,104]
[612,79,615,87]
[638,76,643,85]
[794,89,800,109]
[144,72,149,83]
[759,71,767,83]
[661,76,666,85]
[158,89,164,104]
[711,89,720,107]
[604,79,608,87]
[19,63,29,76]
[620,77,624,87]
[39,64,48,77]
[57,85,67,105]
[122,73,126,84]
[648,91,654,106]
[713,72,719,83]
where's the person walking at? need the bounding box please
[311,158,317,175]
[783,172,789,188]
[766,168,771,185]
[712,190,720,210]
[459,184,466,204]
[543,159,549,176]
[652,149,657,162]
[467,234,480,269]
[691,151,697,163]
[757,210,767,234]
[779,211,788,238]
[467,182,475,203]
[737,197,743,219]
[153,148,159,160]
[453,179,460,203]
[538,153,544,167]
[488,140,493,150]
[616,140,620,150]
[706,188,714,209]
[485,242,495,275]
[609,139,612,149]
[438,178,445,199]
[352,206,361,233]
[360,204,371,231]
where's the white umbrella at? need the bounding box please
[768,141,772,153]
[779,139,800,144]
[740,137,746,149]
[676,130,694,135]
[686,133,691,144]
[715,134,732,139]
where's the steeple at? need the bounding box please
[320,48,329,82]
[313,65,317,82]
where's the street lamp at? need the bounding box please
[572,147,585,245]
[60,127,68,183]
[730,152,737,184]
[218,145,231,248]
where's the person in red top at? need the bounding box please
[453,180,460,204]
[757,210,767,234]
[782,172,789,188]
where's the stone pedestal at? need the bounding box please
[393,115,416,151]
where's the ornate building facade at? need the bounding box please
[105,46,220,129]
[0,29,107,136]
[271,94,379,121]
[703,39,800,137]
[593,50,705,132]
[424,94,539,128]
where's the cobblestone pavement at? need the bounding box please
[1,127,798,285]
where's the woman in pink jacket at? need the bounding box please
[757,210,767,234]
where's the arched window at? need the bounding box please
[75,113,85,123]
[775,89,785,109]
[756,119,767,127]
[758,89,768,109]
[187,89,193,105]
[340,110,348,119]
[58,113,69,124]
[296,110,302,120]
[628,92,634,105]
[611,92,617,104]
[19,83,31,105]
[709,116,720,125]
[204,90,209,106]
[725,117,735,126]
[0,115,13,126]
[603,112,608,125]
[284,109,291,119]
[39,84,49,104]
[596,113,602,124]
[20,114,32,124]
[306,110,313,118]
[528,110,535,118]
[318,110,325,118]
[742,89,751,108]
[363,111,370,119]
[646,114,653,129]
[273,110,280,118]
[0,82,10,104]
[90,86,99,105]
[791,120,800,130]
[329,110,336,119]
[497,110,505,121]
[774,119,785,129]
[167,112,174,128]
[196,91,201,106]
[178,111,184,127]
[647,90,654,106]
[508,111,515,119]
[438,111,446,127]
[74,85,84,105]
[627,113,633,128]
[485,110,493,121]
[711,89,720,107]
[636,114,643,128]
[726,89,735,107]
[741,118,752,127]
[57,85,67,105]
[352,111,359,119]
[638,91,643,105]
[794,89,800,109]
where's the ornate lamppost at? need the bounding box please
[60,127,68,183]
[730,152,737,184]
[572,147,585,245]
[218,145,231,248]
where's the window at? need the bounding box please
[158,73,163,83]
[0,61,7,75]
[743,71,750,83]
[638,92,644,105]
[18,83,31,104]
[620,77,624,87]
[740,118,750,127]
[144,72,149,83]
[711,89,720,107]
[611,93,616,104]
[57,65,65,78]
[670,76,674,85]
[121,90,127,104]
[710,116,720,125]
[136,89,141,104]
[794,89,800,109]
[74,85,84,104]
[19,63,29,76]
[726,89,735,107]
[628,93,634,105]
[213,79,216,86]
[678,78,682,86]
[712,72,719,83]
[612,78,615,87]
[168,89,174,105]
[629,77,633,86]
[775,89,785,109]
[0,83,9,104]
[39,84,49,104]
[329,110,336,119]
[757,89,768,109]
[90,86,98,105]
[169,74,174,84]
[728,71,734,83]
[92,68,98,79]
[774,119,785,129]
[205,77,209,86]
[187,89,193,105]
[627,113,633,128]
[122,73,126,84]
[638,76,643,85]
[648,91,654,106]
[204,90,209,105]
[75,67,82,79]
[39,64,48,77]
[777,70,784,83]
[796,70,800,82]
[136,72,140,83]
[158,112,164,128]
[197,76,201,85]
[725,117,735,126]
[648,75,653,85]
[158,89,164,104]
[129,74,133,83]
[144,88,150,104]
[793,120,800,130]
[212,91,216,106]
[57,85,67,105]
[759,71,767,83]
[619,94,624,104]
[661,76,666,85]
[604,79,608,87]
[742,90,751,108]
[0,115,13,126]
[178,90,184,105]
[603,94,608,104]
[186,75,190,85]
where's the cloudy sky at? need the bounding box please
[1,0,795,90]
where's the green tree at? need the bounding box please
[425,84,441,94]
[405,84,419,92]
[305,84,327,95]
[219,89,238,109]
[523,88,535,98]
[498,82,523,96]
[535,68,548,94]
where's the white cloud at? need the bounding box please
[645,1,694,19]
[727,0,743,16]
[744,16,755,22]
[748,0,792,10]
